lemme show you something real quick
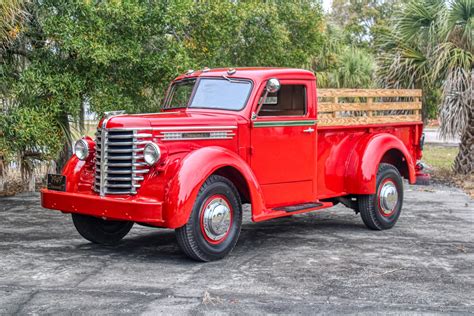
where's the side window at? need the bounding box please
[258,85,307,117]
[166,79,196,108]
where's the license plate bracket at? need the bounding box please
[47,174,66,192]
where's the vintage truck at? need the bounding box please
[41,68,428,261]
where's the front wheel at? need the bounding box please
[71,213,133,245]
[175,175,242,262]
[358,163,404,230]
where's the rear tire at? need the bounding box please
[72,213,133,245]
[358,163,403,230]
[175,175,242,262]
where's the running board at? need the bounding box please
[274,202,324,213]
[252,201,333,222]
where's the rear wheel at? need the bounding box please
[175,175,242,262]
[72,213,133,245]
[358,163,404,230]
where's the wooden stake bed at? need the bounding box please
[317,89,422,126]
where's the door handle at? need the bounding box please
[303,127,315,133]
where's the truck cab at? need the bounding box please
[42,68,426,261]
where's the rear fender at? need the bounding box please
[162,146,265,228]
[345,133,416,195]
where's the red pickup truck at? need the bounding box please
[41,68,427,261]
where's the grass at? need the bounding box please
[422,144,473,198]
[422,144,458,171]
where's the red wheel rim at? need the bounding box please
[377,178,398,217]
[199,194,233,245]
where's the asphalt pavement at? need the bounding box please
[0,183,472,314]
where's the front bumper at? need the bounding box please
[41,189,164,224]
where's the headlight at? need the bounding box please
[74,139,90,160]
[144,143,161,166]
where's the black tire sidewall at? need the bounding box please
[72,213,133,245]
[189,179,242,259]
[372,167,403,229]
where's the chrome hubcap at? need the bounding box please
[379,181,398,215]
[202,197,232,241]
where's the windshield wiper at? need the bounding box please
[221,75,242,83]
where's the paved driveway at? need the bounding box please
[424,127,460,146]
[0,184,472,314]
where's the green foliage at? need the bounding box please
[0,106,63,161]
[316,46,375,88]
[184,1,324,68]
[0,0,325,168]
[313,24,376,88]
[329,0,400,50]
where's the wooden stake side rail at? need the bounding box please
[317,89,422,127]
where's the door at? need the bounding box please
[250,80,316,208]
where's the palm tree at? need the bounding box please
[377,0,473,175]
[434,0,473,174]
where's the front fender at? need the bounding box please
[62,155,95,193]
[162,146,265,228]
[345,133,416,195]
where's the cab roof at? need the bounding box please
[174,67,316,82]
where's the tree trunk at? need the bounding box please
[0,154,5,193]
[453,109,473,175]
[56,111,72,173]
[79,95,86,134]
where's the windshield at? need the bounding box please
[165,78,252,111]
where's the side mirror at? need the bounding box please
[254,78,281,119]
[266,78,280,93]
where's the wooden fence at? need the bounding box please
[317,89,422,126]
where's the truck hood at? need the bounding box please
[103,110,240,130]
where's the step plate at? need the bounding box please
[274,202,324,213]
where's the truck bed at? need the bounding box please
[315,89,423,199]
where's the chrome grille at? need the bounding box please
[94,128,151,195]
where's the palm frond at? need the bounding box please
[446,0,473,50]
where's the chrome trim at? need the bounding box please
[133,169,150,174]
[106,148,144,153]
[202,197,232,241]
[159,130,235,141]
[93,126,237,131]
[103,155,144,160]
[156,126,237,131]
[106,183,140,188]
[103,110,126,117]
[99,120,108,196]
[105,176,144,181]
[379,180,398,215]
[106,133,152,139]
[144,142,161,166]
[162,137,234,141]
[121,112,180,116]
[102,162,148,167]
[74,139,90,161]
[94,119,152,196]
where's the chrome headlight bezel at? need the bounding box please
[144,143,161,166]
[74,139,90,161]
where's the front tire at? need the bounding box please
[71,213,133,245]
[175,175,242,262]
[358,163,404,230]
